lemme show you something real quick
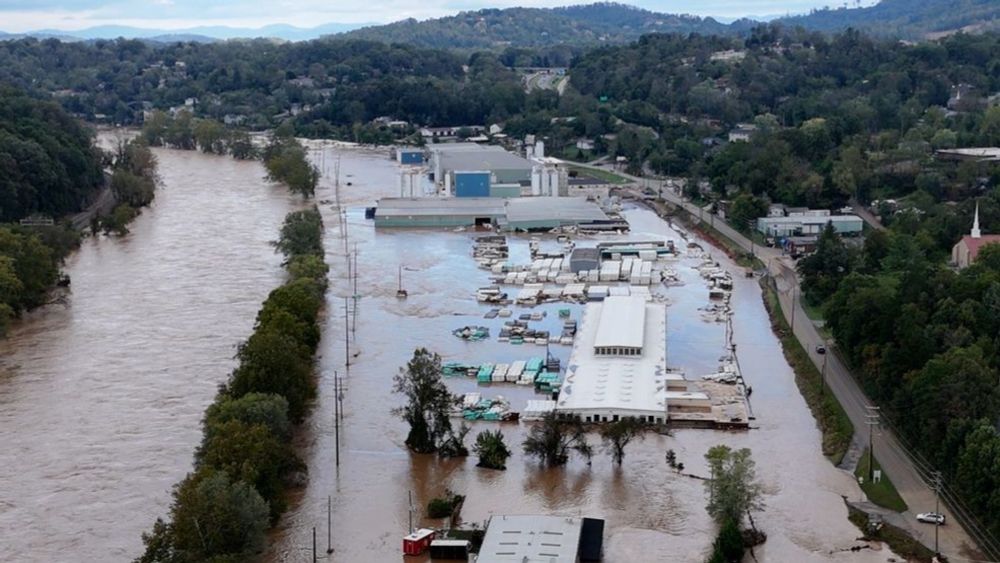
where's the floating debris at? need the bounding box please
[452,326,490,341]
[453,393,518,422]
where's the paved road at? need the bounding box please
[524,71,568,94]
[567,161,986,561]
[850,198,886,232]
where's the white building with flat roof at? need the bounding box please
[556,295,669,423]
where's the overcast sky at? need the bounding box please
[0,0,872,32]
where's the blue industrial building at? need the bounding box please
[455,171,491,198]
[397,149,425,165]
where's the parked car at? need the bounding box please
[815,344,827,355]
[917,512,946,525]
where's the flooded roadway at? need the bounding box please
[270,146,899,562]
[0,146,297,561]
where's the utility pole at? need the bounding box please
[327,495,333,554]
[312,526,317,563]
[865,405,881,482]
[932,471,942,556]
[338,371,345,422]
[344,297,350,367]
[352,243,359,334]
[334,371,340,466]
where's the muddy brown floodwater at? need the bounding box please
[0,142,298,561]
[269,144,901,562]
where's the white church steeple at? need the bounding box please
[972,201,982,239]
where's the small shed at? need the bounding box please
[429,539,470,560]
[402,528,435,556]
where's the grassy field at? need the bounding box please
[855,447,908,512]
[568,165,631,185]
[762,281,854,465]
[847,504,935,562]
[801,297,825,322]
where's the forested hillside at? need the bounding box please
[0,88,104,221]
[340,0,997,48]
[565,30,1000,219]
[0,38,524,138]
[781,0,1000,39]
[341,3,737,49]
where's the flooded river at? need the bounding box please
[269,146,899,562]
[0,146,297,560]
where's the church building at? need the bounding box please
[952,202,1000,269]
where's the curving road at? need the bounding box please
[567,161,986,561]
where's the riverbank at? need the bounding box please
[0,146,298,561]
[135,207,327,560]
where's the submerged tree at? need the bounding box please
[438,424,471,459]
[522,412,592,466]
[704,445,764,528]
[393,348,454,454]
[474,430,512,470]
[600,417,646,465]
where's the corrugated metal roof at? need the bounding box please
[594,295,646,350]
[374,197,505,217]
[438,145,532,173]
[506,197,608,224]
[556,298,669,418]
[478,515,582,562]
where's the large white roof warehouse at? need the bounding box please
[593,295,646,354]
[556,295,670,423]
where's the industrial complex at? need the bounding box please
[372,196,627,231]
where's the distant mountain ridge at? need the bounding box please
[0,22,372,43]
[0,0,996,46]
[341,3,748,49]
[780,0,1000,38]
[339,0,999,48]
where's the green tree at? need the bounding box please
[141,110,169,146]
[287,254,329,285]
[203,393,291,444]
[600,417,645,465]
[137,469,269,562]
[227,130,258,160]
[704,445,763,528]
[706,517,745,563]
[392,348,455,453]
[727,193,768,233]
[797,223,856,304]
[522,412,592,466]
[227,328,315,423]
[275,208,324,259]
[197,419,299,517]
[193,119,227,154]
[438,424,471,459]
[955,420,1000,539]
[263,138,319,197]
[474,430,512,470]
